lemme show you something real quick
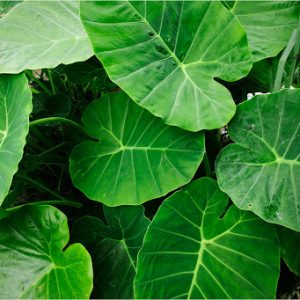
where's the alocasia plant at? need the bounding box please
[0,0,299,298]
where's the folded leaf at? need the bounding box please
[0,0,93,73]
[80,1,252,131]
[216,89,300,231]
[0,73,31,205]
[72,206,150,298]
[135,178,280,299]
[69,92,204,205]
[0,205,93,299]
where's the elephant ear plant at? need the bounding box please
[0,0,300,299]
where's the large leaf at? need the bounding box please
[134,178,280,299]
[0,205,93,299]
[0,0,93,74]
[277,226,300,275]
[216,89,300,231]
[0,73,31,205]
[72,206,150,298]
[80,1,252,131]
[230,1,300,62]
[69,92,204,206]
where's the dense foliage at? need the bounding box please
[0,0,300,298]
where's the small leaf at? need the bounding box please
[69,92,204,206]
[80,1,252,131]
[216,89,300,231]
[0,205,93,299]
[230,1,300,62]
[134,178,280,299]
[0,0,93,73]
[0,73,31,205]
[72,205,150,299]
[277,226,300,276]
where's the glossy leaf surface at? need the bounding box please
[0,0,93,73]
[231,1,300,62]
[72,206,150,298]
[0,205,93,299]
[216,89,300,231]
[277,226,300,275]
[69,92,204,206]
[135,178,280,299]
[80,1,252,131]
[0,74,31,205]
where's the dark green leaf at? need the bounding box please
[72,205,150,298]
[135,178,280,299]
[0,205,93,298]
[69,92,204,206]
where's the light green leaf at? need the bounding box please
[216,89,300,231]
[0,73,31,205]
[134,178,280,299]
[277,226,300,275]
[80,1,252,131]
[69,92,204,206]
[231,1,300,62]
[0,205,93,299]
[72,206,150,299]
[0,0,93,74]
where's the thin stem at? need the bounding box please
[7,200,82,211]
[47,69,57,95]
[30,117,87,136]
[286,16,300,87]
[37,142,67,157]
[16,174,69,202]
[203,152,212,178]
[273,29,297,92]
[25,70,52,96]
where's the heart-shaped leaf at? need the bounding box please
[69,92,204,206]
[80,1,252,131]
[230,1,300,62]
[0,0,93,73]
[134,178,280,299]
[72,205,150,298]
[0,73,31,205]
[0,205,93,299]
[216,89,300,231]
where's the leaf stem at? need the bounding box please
[25,70,52,96]
[47,69,57,95]
[273,29,297,92]
[286,16,300,88]
[7,200,82,211]
[30,117,87,136]
[16,174,69,202]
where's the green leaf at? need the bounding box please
[277,226,300,275]
[69,92,204,206]
[230,1,300,62]
[216,89,300,231]
[80,1,252,131]
[0,73,31,205]
[0,0,93,74]
[134,178,280,299]
[0,205,93,299]
[72,206,150,299]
